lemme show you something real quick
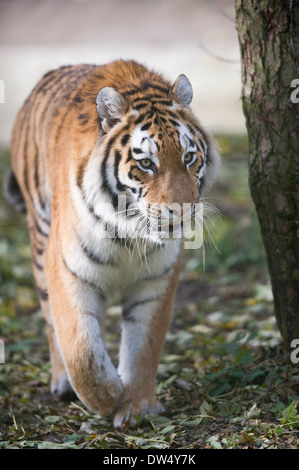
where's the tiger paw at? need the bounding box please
[51,375,76,401]
[113,398,165,429]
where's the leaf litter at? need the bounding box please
[0,137,299,449]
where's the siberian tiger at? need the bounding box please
[6,60,220,428]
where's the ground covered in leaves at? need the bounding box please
[0,136,298,449]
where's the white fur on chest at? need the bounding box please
[63,223,180,300]
[68,166,181,300]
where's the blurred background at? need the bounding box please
[0,0,245,146]
[0,0,281,443]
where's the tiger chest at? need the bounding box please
[62,230,181,300]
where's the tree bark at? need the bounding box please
[235,0,299,348]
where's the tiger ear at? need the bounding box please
[171,74,193,107]
[96,87,127,132]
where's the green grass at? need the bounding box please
[0,136,299,449]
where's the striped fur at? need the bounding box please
[8,60,220,428]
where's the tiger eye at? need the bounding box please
[140,158,152,168]
[184,152,194,164]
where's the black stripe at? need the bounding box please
[62,257,106,299]
[134,113,147,125]
[122,86,142,97]
[185,123,208,156]
[134,102,149,111]
[86,202,102,223]
[185,134,195,147]
[34,218,49,237]
[189,124,198,136]
[193,126,209,159]
[101,137,122,209]
[122,296,160,322]
[33,149,41,206]
[140,82,169,94]
[121,134,130,146]
[132,148,143,154]
[197,138,205,153]
[152,99,173,107]
[77,160,86,191]
[101,136,116,188]
[37,286,49,301]
[169,118,180,127]
[78,174,103,223]
[151,105,166,114]
[193,123,208,140]
[77,113,90,125]
[131,97,149,106]
[40,68,58,81]
[75,229,115,266]
[141,122,151,131]
[76,152,91,191]
[80,242,112,265]
[72,93,83,105]
[114,150,127,192]
[128,165,141,181]
[137,187,143,200]
[126,148,133,163]
[33,243,44,256]
[33,257,43,271]
[158,116,167,123]
[139,261,176,283]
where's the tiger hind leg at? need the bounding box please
[28,212,75,400]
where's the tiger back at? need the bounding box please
[8,60,220,428]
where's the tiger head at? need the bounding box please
[83,68,220,245]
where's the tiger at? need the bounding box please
[5,59,220,428]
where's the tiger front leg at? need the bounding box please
[45,239,123,418]
[114,268,180,429]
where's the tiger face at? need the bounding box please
[81,73,219,245]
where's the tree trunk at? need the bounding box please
[235,0,299,348]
